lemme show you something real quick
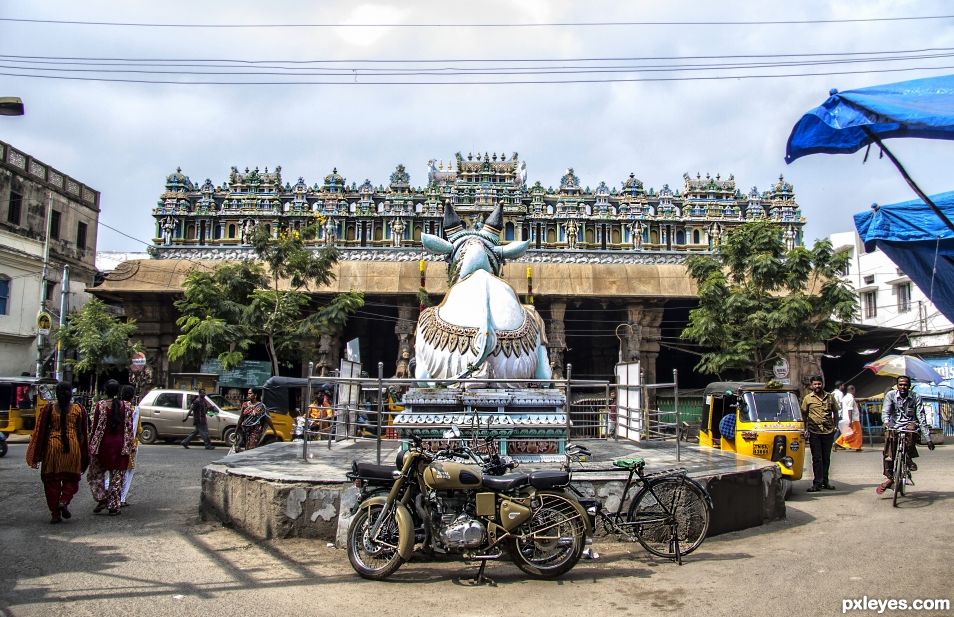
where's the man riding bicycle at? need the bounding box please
[876,375,935,494]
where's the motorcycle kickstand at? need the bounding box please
[471,559,493,586]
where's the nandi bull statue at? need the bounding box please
[415,203,552,385]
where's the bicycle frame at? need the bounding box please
[563,451,712,564]
[888,427,918,506]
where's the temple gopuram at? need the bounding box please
[93,152,810,389]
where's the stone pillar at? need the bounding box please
[316,332,343,377]
[778,340,825,390]
[394,303,417,378]
[624,301,664,388]
[546,301,567,380]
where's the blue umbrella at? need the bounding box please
[854,191,954,321]
[786,74,954,233]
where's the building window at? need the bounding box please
[76,221,87,249]
[7,188,22,225]
[45,281,56,303]
[0,276,9,314]
[896,282,912,313]
[49,210,61,240]
[863,274,875,285]
[862,291,878,319]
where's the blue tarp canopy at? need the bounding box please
[854,190,954,322]
[786,74,954,162]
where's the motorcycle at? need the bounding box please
[345,426,590,581]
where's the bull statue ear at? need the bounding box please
[422,233,453,255]
[497,239,529,260]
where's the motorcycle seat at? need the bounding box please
[528,470,570,489]
[481,473,531,492]
[481,470,571,492]
[351,462,396,481]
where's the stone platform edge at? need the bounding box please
[200,452,784,544]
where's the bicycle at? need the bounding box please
[886,426,919,507]
[562,443,713,565]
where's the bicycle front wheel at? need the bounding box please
[627,477,711,559]
[892,447,907,507]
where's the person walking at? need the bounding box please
[104,385,141,506]
[834,384,863,452]
[88,380,136,516]
[800,375,839,493]
[181,388,214,450]
[25,381,89,524]
[236,389,273,451]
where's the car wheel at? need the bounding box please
[139,423,158,445]
[223,427,237,447]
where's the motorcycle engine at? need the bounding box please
[438,513,487,549]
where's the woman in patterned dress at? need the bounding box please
[25,381,89,524]
[236,389,273,451]
[87,380,136,515]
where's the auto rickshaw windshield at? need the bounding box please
[741,391,802,422]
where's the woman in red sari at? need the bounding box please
[26,381,89,524]
[87,380,136,515]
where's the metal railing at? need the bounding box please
[292,362,680,463]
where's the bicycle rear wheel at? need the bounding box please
[627,476,711,559]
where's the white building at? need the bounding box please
[0,140,100,376]
[830,231,954,347]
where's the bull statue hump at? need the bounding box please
[415,203,551,385]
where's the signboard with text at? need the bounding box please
[200,359,273,388]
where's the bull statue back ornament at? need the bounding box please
[415,203,552,385]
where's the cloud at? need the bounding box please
[2,0,952,253]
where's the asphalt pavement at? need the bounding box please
[0,437,952,617]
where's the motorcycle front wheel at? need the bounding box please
[347,504,405,580]
[512,493,586,579]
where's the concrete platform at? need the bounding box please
[200,438,784,544]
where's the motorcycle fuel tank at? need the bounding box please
[423,461,483,490]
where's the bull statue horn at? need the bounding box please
[442,203,464,240]
[481,202,504,243]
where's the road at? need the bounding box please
[0,438,951,616]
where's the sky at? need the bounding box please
[2,0,953,254]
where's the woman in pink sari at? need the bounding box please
[87,380,136,515]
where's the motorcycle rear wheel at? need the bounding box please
[511,493,585,579]
[347,505,405,580]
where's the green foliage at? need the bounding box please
[417,287,433,308]
[56,297,140,380]
[681,221,857,380]
[169,223,364,375]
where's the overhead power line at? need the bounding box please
[2,14,953,29]
[4,45,952,64]
[2,49,952,76]
[3,63,953,86]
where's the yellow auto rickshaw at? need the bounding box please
[699,381,805,497]
[0,377,57,436]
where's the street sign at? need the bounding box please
[36,311,52,336]
[130,351,147,372]
[773,358,790,379]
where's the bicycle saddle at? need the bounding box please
[612,457,645,470]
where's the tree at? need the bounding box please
[680,221,857,381]
[56,297,140,394]
[168,222,364,375]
